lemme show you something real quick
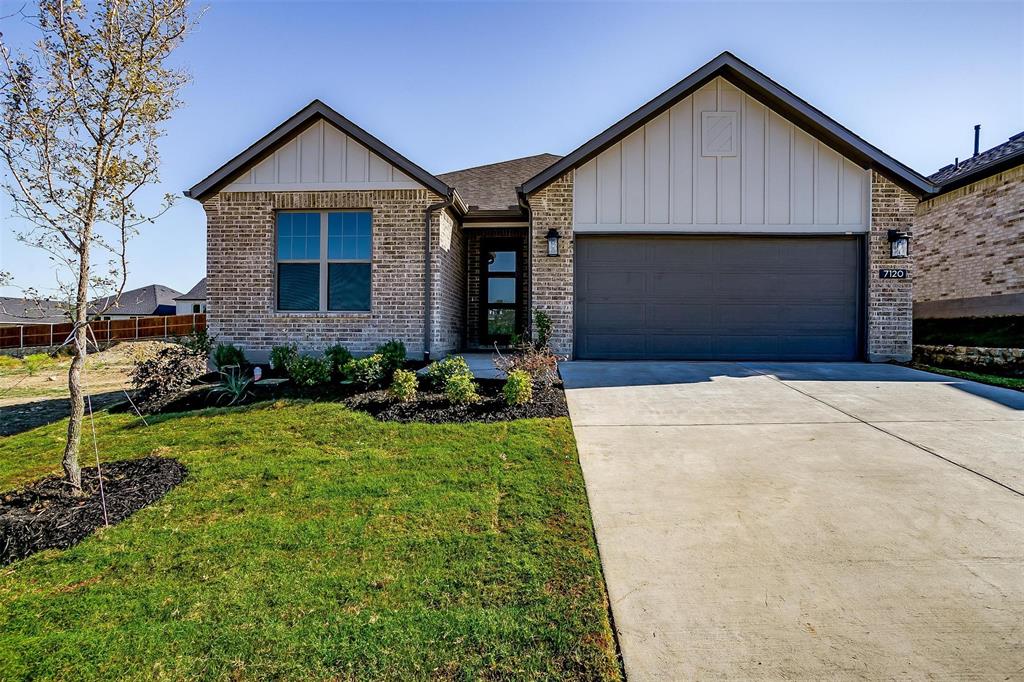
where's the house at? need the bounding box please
[186,52,936,363]
[90,284,182,320]
[0,297,68,326]
[913,130,1024,319]
[174,278,207,315]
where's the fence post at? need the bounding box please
[20,325,24,350]
[164,315,168,338]
[49,324,54,349]
[135,317,139,340]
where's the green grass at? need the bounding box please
[914,364,1024,391]
[0,402,621,681]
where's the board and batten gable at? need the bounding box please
[572,77,871,233]
[223,119,423,192]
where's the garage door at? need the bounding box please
[574,236,862,360]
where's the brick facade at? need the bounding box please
[913,164,1024,317]
[867,172,918,362]
[528,175,575,357]
[203,189,460,361]
[431,208,465,356]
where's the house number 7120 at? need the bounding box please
[878,269,908,279]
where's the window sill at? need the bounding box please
[272,311,372,318]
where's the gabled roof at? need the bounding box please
[520,52,938,198]
[185,100,456,202]
[929,131,1024,193]
[439,154,561,212]
[173,277,207,302]
[0,297,68,325]
[91,284,182,316]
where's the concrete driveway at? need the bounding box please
[560,362,1023,680]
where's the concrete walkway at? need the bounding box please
[561,362,1024,680]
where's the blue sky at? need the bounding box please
[1,0,1022,297]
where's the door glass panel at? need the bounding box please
[488,251,516,273]
[487,278,516,304]
[487,309,516,337]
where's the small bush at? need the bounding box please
[287,355,331,387]
[494,343,559,387]
[270,344,299,372]
[211,367,253,406]
[375,339,407,379]
[130,345,207,414]
[22,353,51,376]
[533,309,553,350]
[343,354,385,388]
[445,372,480,405]
[213,343,246,370]
[325,344,353,378]
[503,370,533,406]
[389,369,418,402]
[178,328,215,357]
[425,355,471,387]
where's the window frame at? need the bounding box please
[274,209,373,313]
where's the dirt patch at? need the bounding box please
[0,457,186,566]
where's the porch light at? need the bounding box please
[887,230,910,259]
[545,228,561,257]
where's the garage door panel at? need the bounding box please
[575,236,861,360]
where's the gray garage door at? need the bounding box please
[574,236,862,360]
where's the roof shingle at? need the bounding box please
[930,131,1024,187]
[439,154,561,212]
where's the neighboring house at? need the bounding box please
[0,297,68,326]
[90,284,182,320]
[914,132,1024,319]
[186,52,936,363]
[174,278,207,315]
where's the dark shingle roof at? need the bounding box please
[173,278,207,301]
[91,284,182,316]
[438,154,562,211]
[930,131,1024,187]
[0,297,68,325]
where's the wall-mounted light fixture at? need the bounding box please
[887,230,910,259]
[546,228,561,257]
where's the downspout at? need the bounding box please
[423,194,454,362]
[517,188,533,340]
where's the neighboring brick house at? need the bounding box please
[187,52,937,363]
[914,132,1024,319]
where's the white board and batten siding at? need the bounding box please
[224,119,422,192]
[573,77,870,234]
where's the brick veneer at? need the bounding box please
[528,175,574,356]
[431,208,464,356]
[913,164,1024,314]
[203,189,460,360]
[867,172,917,362]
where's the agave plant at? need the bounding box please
[211,367,253,406]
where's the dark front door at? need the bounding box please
[480,239,523,345]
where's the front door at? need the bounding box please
[480,239,522,345]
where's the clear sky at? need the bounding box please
[1,0,1022,297]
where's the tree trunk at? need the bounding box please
[62,322,86,492]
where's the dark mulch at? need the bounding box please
[0,457,186,566]
[345,379,569,423]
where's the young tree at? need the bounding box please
[0,0,197,492]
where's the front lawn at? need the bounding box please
[0,402,620,680]
[913,364,1024,391]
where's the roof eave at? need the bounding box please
[928,148,1024,198]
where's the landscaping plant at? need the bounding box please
[343,354,385,389]
[178,328,215,357]
[210,367,253,406]
[212,343,246,370]
[375,339,407,380]
[533,309,553,350]
[286,355,331,387]
[21,353,51,377]
[270,344,299,373]
[425,355,472,387]
[503,370,533,406]
[325,344,353,378]
[445,372,480,405]
[389,369,418,403]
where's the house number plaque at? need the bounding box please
[878,269,908,279]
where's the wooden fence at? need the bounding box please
[0,313,207,350]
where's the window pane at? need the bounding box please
[487,278,516,304]
[487,309,516,337]
[328,263,371,311]
[488,251,516,272]
[328,211,372,260]
[278,263,319,310]
[278,212,320,260]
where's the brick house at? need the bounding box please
[186,52,937,363]
[914,132,1024,319]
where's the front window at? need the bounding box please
[276,210,372,312]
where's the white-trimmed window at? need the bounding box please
[276,210,372,312]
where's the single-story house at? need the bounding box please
[913,130,1024,319]
[186,52,938,363]
[0,297,68,326]
[174,278,207,315]
[91,284,182,320]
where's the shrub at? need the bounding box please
[389,369,418,402]
[324,344,353,378]
[270,344,299,372]
[343,354,385,388]
[533,309,553,350]
[213,343,246,370]
[287,355,331,387]
[22,353,51,376]
[494,343,559,387]
[445,372,479,405]
[425,355,471,387]
[178,327,215,357]
[129,345,207,414]
[375,339,407,379]
[503,370,533,406]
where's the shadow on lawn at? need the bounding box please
[0,390,126,437]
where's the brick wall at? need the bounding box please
[204,189,452,360]
[528,174,574,356]
[431,208,464,356]
[465,228,529,349]
[913,164,1024,314]
[867,172,918,362]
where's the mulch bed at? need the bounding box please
[0,457,186,566]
